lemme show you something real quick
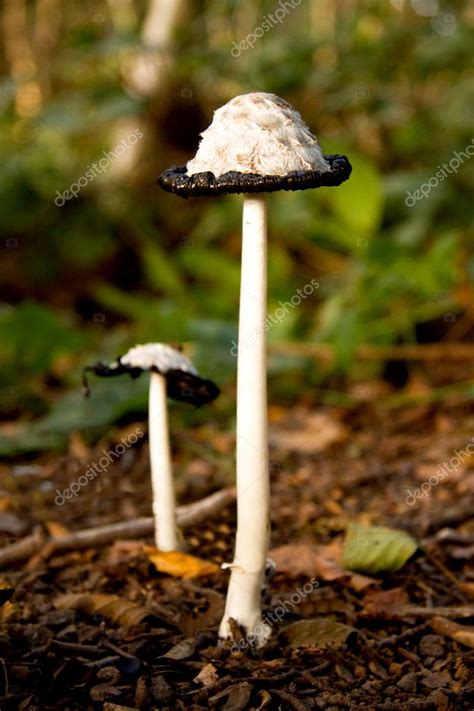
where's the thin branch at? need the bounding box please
[0,487,235,568]
[270,341,474,362]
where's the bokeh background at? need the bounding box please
[0,0,473,455]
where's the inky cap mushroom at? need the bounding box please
[82,343,220,406]
[158,92,351,197]
[158,92,352,645]
[82,343,220,552]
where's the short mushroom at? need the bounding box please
[158,92,351,646]
[82,343,220,551]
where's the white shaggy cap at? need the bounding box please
[120,343,198,375]
[186,92,330,178]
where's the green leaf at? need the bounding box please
[0,302,86,375]
[326,155,383,237]
[0,377,149,456]
[142,240,186,296]
[343,523,418,573]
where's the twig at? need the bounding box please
[364,604,474,621]
[270,688,308,711]
[0,487,235,568]
[270,341,474,362]
[0,528,45,567]
[398,605,474,619]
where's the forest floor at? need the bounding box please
[1,363,474,710]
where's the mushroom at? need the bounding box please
[158,92,351,646]
[82,343,220,551]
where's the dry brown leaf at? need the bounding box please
[0,601,19,623]
[458,581,474,600]
[283,617,357,649]
[54,592,155,626]
[106,540,145,565]
[362,587,410,617]
[0,496,11,512]
[145,547,219,579]
[0,576,14,605]
[45,521,70,537]
[270,412,348,454]
[68,431,90,462]
[164,637,196,660]
[270,542,376,592]
[194,663,219,689]
[429,616,474,649]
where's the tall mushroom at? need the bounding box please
[159,92,351,645]
[83,343,220,551]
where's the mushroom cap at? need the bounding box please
[120,343,197,375]
[158,92,351,198]
[82,343,220,407]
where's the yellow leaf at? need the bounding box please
[0,577,14,605]
[45,521,70,537]
[0,496,12,512]
[145,547,219,579]
[0,601,19,623]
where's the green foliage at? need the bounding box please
[343,523,418,574]
[0,302,86,381]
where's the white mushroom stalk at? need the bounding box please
[158,92,352,646]
[148,370,177,550]
[82,343,220,552]
[186,94,331,645]
[218,195,271,645]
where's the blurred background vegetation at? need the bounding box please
[0,0,473,454]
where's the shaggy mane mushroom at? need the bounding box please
[159,92,351,647]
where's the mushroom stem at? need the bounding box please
[219,195,271,646]
[149,371,178,550]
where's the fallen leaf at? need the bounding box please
[106,540,145,565]
[270,412,348,454]
[458,582,474,599]
[45,521,70,537]
[0,577,14,605]
[54,593,156,626]
[283,617,357,649]
[0,512,28,536]
[209,681,252,711]
[164,637,196,660]
[254,690,272,709]
[362,587,409,617]
[343,523,418,573]
[68,431,91,463]
[421,671,451,689]
[0,600,19,623]
[0,496,11,513]
[270,542,376,592]
[178,588,224,636]
[145,547,219,579]
[194,663,219,688]
[429,617,474,649]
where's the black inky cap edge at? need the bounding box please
[157,154,351,199]
[82,361,220,407]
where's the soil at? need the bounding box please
[1,370,473,710]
